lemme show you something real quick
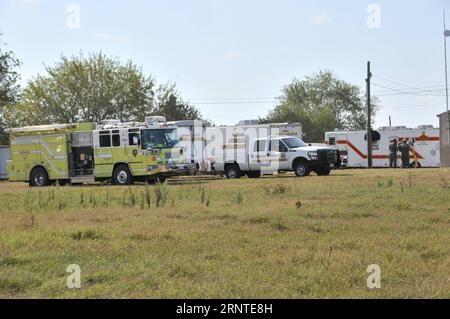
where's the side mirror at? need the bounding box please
[308,143,312,146]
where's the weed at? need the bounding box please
[265,184,289,195]
[271,218,289,231]
[145,185,151,208]
[234,190,243,205]
[154,181,168,208]
[438,174,449,189]
[20,214,37,230]
[71,230,102,240]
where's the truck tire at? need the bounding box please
[29,167,49,187]
[113,164,132,185]
[315,168,331,176]
[293,161,310,177]
[247,171,261,178]
[225,164,241,179]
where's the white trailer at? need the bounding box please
[325,125,440,168]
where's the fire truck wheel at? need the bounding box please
[293,161,310,177]
[225,164,241,179]
[315,168,331,176]
[29,167,49,187]
[113,165,132,185]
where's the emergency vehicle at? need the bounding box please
[325,125,440,168]
[6,116,193,186]
[169,119,304,174]
[190,121,340,177]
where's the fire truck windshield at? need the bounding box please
[141,129,179,149]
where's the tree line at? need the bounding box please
[0,33,377,144]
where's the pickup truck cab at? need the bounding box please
[213,136,341,178]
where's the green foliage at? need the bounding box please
[152,82,202,121]
[0,34,21,143]
[3,52,202,128]
[262,70,379,142]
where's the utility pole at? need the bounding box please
[366,61,373,168]
[444,10,449,114]
[444,10,450,144]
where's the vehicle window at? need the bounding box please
[141,129,179,149]
[329,137,336,145]
[99,131,111,147]
[269,140,280,152]
[282,137,307,148]
[128,129,140,146]
[253,140,266,152]
[269,140,288,152]
[112,132,121,147]
[129,131,140,146]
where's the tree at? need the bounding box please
[0,34,21,144]
[152,82,202,121]
[262,71,378,142]
[3,52,202,128]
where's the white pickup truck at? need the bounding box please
[212,136,341,178]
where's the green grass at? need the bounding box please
[0,169,449,298]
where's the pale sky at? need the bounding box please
[1,0,449,127]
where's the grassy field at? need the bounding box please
[0,168,449,298]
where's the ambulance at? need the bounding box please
[6,116,194,186]
[325,125,440,168]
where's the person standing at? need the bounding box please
[389,139,398,168]
[398,138,410,168]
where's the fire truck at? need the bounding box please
[6,116,193,186]
[325,125,440,168]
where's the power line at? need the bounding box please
[373,85,445,95]
[189,97,275,101]
[372,82,446,97]
[381,102,443,110]
[374,75,445,90]
[372,75,446,95]
[190,100,277,105]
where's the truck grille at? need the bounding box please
[318,149,339,163]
